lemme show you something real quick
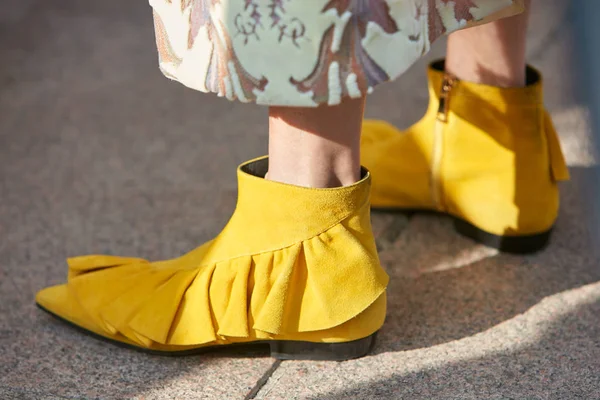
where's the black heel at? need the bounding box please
[453,218,552,254]
[268,333,377,361]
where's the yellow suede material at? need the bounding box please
[361,62,569,236]
[36,157,388,352]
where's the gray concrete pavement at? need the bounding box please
[1,0,598,399]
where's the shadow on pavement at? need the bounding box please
[371,166,598,354]
[313,295,600,399]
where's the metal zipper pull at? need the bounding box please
[437,73,457,122]
[431,72,458,211]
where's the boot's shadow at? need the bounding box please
[370,166,598,354]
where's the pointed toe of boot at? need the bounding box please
[361,120,433,209]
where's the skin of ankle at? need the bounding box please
[267,97,365,188]
[446,0,531,88]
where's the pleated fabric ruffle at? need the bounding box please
[150,0,524,106]
[37,158,389,349]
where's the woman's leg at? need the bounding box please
[446,0,532,87]
[268,97,365,188]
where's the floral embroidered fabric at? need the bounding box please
[151,0,520,106]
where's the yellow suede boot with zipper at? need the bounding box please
[361,60,570,253]
[36,157,389,360]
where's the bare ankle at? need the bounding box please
[267,98,365,188]
[445,59,526,88]
[446,0,530,88]
[267,155,360,188]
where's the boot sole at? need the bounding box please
[373,207,552,254]
[37,303,377,361]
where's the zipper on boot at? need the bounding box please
[431,73,457,210]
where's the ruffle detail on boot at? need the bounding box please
[53,219,387,348]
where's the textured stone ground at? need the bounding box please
[1,0,598,399]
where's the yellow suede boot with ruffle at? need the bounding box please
[361,61,570,254]
[36,157,388,360]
